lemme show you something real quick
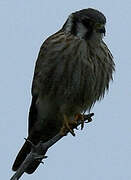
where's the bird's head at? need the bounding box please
[62,8,106,42]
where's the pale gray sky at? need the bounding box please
[0,0,131,179]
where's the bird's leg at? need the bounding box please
[74,113,84,130]
[60,114,77,136]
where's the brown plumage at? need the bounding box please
[12,8,115,174]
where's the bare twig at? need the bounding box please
[10,113,94,180]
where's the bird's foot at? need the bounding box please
[60,113,94,136]
[74,113,84,130]
[60,114,77,136]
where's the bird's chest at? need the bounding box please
[75,47,111,109]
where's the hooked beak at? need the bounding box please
[98,26,106,36]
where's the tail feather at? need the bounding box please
[12,141,31,172]
[25,160,42,174]
[12,140,47,174]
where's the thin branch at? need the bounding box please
[10,113,94,180]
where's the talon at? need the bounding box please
[60,114,76,136]
[84,113,94,123]
[69,129,75,136]
[44,156,48,159]
[40,161,44,164]
[74,114,84,130]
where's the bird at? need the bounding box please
[12,8,115,174]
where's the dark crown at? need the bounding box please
[73,8,106,24]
